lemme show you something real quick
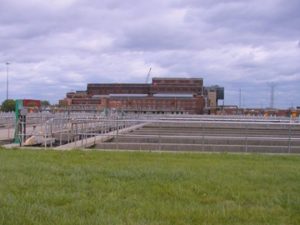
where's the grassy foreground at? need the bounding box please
[0,149,300,225]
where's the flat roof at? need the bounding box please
[88,83,150,86]
[152,77,203,80]
[109,94,148,97]
[153,94,193,98]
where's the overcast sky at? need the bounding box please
[0,0,299,108]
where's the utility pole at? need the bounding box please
[269,83,276,109]
[6,62,10,100]
[239,88,242,108]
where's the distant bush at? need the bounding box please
[41,100,50,107]
[1,99,15,112]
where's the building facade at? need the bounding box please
[59,77,224,114]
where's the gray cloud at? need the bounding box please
[0,0,299,108]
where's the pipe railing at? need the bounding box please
[1,112,300,152]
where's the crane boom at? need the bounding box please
[145,67,152,83]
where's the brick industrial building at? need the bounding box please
[59,77,224,114]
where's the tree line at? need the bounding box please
[0,99,50,112]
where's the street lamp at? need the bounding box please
[6,62,10,100]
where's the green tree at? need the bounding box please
[41,100,50,107]
[1,99,15,112]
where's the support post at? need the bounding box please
[288,124,291,153]
[245,124,248,152]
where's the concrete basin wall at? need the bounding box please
[94,121,300,153]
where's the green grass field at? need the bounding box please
[0,149,300,225]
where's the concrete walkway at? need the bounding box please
[0,128,14,141]
[55,123,147,150]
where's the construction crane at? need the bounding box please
[145,67,152,83]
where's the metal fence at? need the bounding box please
[1,112,300,153]
[93,117,300,153]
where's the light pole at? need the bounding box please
[6,62,10,100]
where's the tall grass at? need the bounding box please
[0,149,299,225]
